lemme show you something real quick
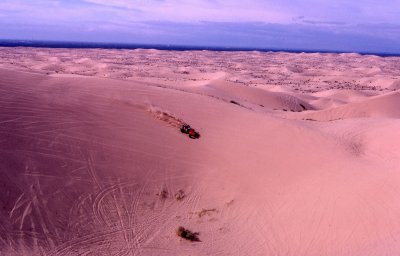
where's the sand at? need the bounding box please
[0,47,400,255]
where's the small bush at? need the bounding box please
[156,189,168,199]
[176,226,200,242]
[175,190,186,201]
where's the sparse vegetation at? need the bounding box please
[156,188,168,199]
[175,189,186,201]
[176,226,200,242]
[192,208,217,218]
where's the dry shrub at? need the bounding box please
[176,226,200,242]
[193,208,217,218]
[156,188,168,199]
[175,190,185,201]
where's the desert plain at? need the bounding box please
[0,47,400,255]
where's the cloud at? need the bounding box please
[2,0,400,25]
[82,0,294,23]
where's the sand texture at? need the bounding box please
[0,47,400,255]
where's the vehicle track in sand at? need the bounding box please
[147,106,186,129]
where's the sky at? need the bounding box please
[0,0,399,53]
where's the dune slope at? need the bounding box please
[0,49,400,256]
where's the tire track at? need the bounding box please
[92,181,139,226]
[110,187,132,255]
[47,227,134,256]
[9,192,26,219]
[128,169,156,253]
[85,151,102,189]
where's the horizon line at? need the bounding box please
[0,39,399,57]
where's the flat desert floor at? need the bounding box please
[0,47,400,255]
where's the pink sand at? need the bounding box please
[0,47,400,255]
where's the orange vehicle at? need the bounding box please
[181,124,200,139]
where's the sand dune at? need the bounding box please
[309,89,379,109]
[0,48,400,255]
[299,91,400,121]
[389,80,400,90]
[201,78,314,112]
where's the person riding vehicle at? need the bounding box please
[181,124,200,139]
